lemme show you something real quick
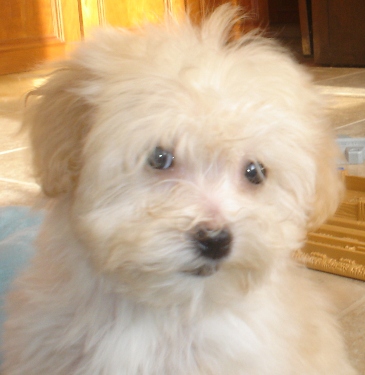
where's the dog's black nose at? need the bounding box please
[192,226,232,260]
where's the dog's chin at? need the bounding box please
[183,263,220,277]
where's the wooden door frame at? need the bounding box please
[298,0,312,56]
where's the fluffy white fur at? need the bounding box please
[2,5,357,375]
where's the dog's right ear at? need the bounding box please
[24,66,95,197]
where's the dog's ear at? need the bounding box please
[24,67,95,197]
[307,134,344,231]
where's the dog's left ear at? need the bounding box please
[307,137,344,231]
[24,66,96,197]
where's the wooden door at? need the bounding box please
[0,0,264,75]
[80,0,185,31]
[0,0,81,75]
[0,0,185,75]
[312,0,365,66]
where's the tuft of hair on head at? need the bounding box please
[200,4,241,45]
[22,4,244,199]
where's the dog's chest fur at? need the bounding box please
[4,217,354,375]
[29,266,261,374]
[7,243,297,375]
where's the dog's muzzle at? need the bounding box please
[182,225,232,277]
[191,226,232,260]
[183,225,232,277]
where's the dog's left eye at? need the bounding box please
[148,147,174,170]
[244,161,266,185]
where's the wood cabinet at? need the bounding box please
[0,0,81,74]
[312,0,365,66]
[0,0,184,75]
[0,0,265,75]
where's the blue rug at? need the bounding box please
[0,206,43,365]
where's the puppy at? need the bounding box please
[2,5,357,375]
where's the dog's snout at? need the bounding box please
[192,226,232,260]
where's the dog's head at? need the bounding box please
[25,6,342,306]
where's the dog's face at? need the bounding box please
[26,7,342,306]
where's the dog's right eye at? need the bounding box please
[244,161,266,185]
[148,147,174,170]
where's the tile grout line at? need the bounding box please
[0,147,28,156]
[314,70,365,85]
[336,118,365,131]
[318,85,365,97]
[0,177,38,187]
[338,293,365,319]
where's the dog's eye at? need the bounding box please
[148,147,174,170]
[244,161,266,185]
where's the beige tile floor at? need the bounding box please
[0,67,365,372]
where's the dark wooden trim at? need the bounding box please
[312,0,365,66]
[298,0,312,56]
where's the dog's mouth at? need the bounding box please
[182,263,220,277]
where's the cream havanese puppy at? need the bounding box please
[2,5,357,375]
